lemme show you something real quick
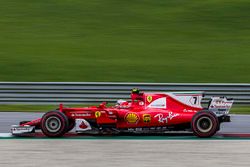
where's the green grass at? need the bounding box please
[0,105,59,112]
[230,106,250,114]
[0,104,249,114]
[0,0,250,82]
[0,104,92,112]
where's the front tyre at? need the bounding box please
[191,111,219,138]
[67,119,75,132]
[41,111,69,137]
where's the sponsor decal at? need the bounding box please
[154,112,179,124]
[79,121,88,129]
[210,100,233,109]
[11,125,35,134]
[126,127,171,133]
[147,97,167,109]
[183,109,197,113]
[75,119,92,131]
[208,97,233,115]
[95,111,101,118]
[12,127,32,131]
[71,113,91,117]
[147,96,153,103]
[143,114,151,123]
[128,128,143,132]
[125,113,139,124]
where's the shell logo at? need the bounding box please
[125,113,139,124]
[147,96,153,103]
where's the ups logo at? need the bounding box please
[143,114,151,123]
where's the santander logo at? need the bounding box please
[79,121,88,129]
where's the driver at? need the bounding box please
[131,88,144,107]
[131,88,143,101]
[116,89,144,108]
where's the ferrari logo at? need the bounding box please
[95,111,101,118]
[125,113,139,124]
[147,96,153,103]
[143,114,151,123]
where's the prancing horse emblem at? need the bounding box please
[147,96,153,103]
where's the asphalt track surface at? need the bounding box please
[1,113,250,167]
[1,140,250,167]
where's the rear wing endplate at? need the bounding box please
[208,97,234,116]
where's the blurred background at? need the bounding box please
[0,0,250,83]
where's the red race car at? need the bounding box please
[11,89,233,138]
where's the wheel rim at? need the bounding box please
[196,116,213,133]
[45,116,62,133]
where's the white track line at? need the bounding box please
[0,133,13,137]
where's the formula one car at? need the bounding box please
[11,89,234,138]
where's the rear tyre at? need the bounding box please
[41,111,69,137]
[191,111,219,138]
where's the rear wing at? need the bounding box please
[208,97,234,116]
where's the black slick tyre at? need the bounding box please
[41,111,69,137]
[191,111,219,138]
[67,119,75,132]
